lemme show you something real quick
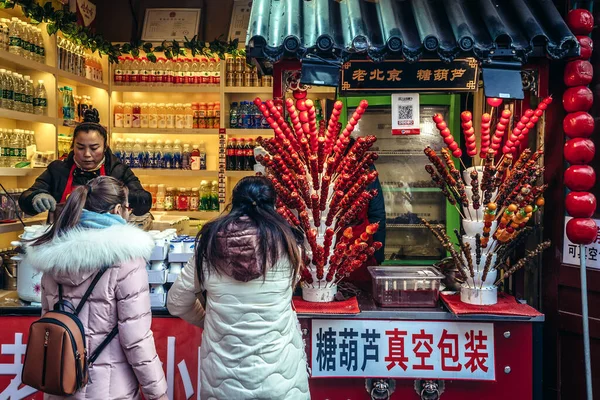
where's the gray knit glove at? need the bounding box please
[32,193,56,213]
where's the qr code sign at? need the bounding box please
[397,105,413,123]
[392,93,420,135]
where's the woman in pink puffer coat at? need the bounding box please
[24,176,168,400]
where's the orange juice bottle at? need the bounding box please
[149,102,158,128]
[114,102,124,128]
[157,103,167,129]
[140,103,149,128]
[185,103,194,129]
[123,102,132,128]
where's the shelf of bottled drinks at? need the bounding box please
[0,4,337,221]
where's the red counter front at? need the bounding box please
[0,302,541,400]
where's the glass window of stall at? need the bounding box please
[340,94,461,265]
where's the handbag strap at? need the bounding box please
[56,265,112,315]
[88,326,119,365]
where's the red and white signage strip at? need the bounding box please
[311,319,495,381]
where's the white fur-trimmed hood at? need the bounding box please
[24,224,154,274]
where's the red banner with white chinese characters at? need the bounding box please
[311,320,495,380]
[0,316,202,400]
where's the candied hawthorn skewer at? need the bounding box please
[461,111,477,158]
[480,113,492,158]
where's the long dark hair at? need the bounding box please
[195,176,303,284]
[30,176,128,246]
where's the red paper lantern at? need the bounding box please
[566,9,594,35]
[576,36,594,60]
[564,138,595,164]
[566,218,598,245]
[565,191,597,218]
[562,86,594,112]
[563,111,595,138]
[486,97,503,107]
[564,165,596,191]
[564,60,594,86]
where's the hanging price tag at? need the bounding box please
[391,93,420,135]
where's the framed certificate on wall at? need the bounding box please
[142,8,201,41]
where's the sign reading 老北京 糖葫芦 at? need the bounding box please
[341,59,479,93]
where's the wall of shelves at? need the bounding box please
[0,5,336,229]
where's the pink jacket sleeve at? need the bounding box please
[167,258,205,328]
[115,259,168,400]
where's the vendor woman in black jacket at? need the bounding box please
[19,119,151,216]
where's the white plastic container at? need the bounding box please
[301,284,337,303]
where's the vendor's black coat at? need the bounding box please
[19,148,151,216]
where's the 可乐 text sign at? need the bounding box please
[311,320,495,380]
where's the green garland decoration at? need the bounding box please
[0,0,244,63]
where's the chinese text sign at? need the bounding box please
[341,59,479,93]
[311,320,495,380]
[562,216,600,269]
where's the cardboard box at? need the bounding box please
[150,245,168,261]
[149,292,167,308]
[147,269,167,284]
[167,272,180,283]
[168,252,193,263]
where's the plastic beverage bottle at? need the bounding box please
[190,144,200,170]
[184,103,194,129]
[132,139,143,168]
[12,73,22,112]
[154,140,163,168]
[210,181,219,210]
[140,103,149,128]
[156,184,166,211]
[23,76,33,113]
[113,138,123,162]
[175,103,185,129]
[145,139,154,168]
[191,58,200,85]
[132,102,141,128]
[199,57,209,85]
[157,103,166,129]
[149,102,158,128]
[165,187,175,211]
[227,138,237,170]
[113,102,124,128]
[236,138,245,171]
[114,57,124,85]
[229,102,238,129]
[243,139,253,171]
[252,103,261,129]
[207,58,216,85]
[121,57,132,85]
[123,102,133,128]
[172,139,182,169]
[123,138,133,167]
[1,69,13,110]
[183,58,193,84]
[165,103,175,129]
[140,57,150,85]
[174,59,183,85]
[199,181,209,210]
[8,18,21,56]
[248,139,256,170]
[163,140,173,169]
[154,57,164,86]
[198,141,207,170]
[182,143,191,170]
[130,57,140,86]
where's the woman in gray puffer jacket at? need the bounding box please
[167,176,310,400]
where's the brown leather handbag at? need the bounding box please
[22,265,118,396]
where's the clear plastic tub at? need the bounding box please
[368,266,444,307]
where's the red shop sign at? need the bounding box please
[0,316,202,400]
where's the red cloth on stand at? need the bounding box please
[441,292,543,317]
[292,296,360,314]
